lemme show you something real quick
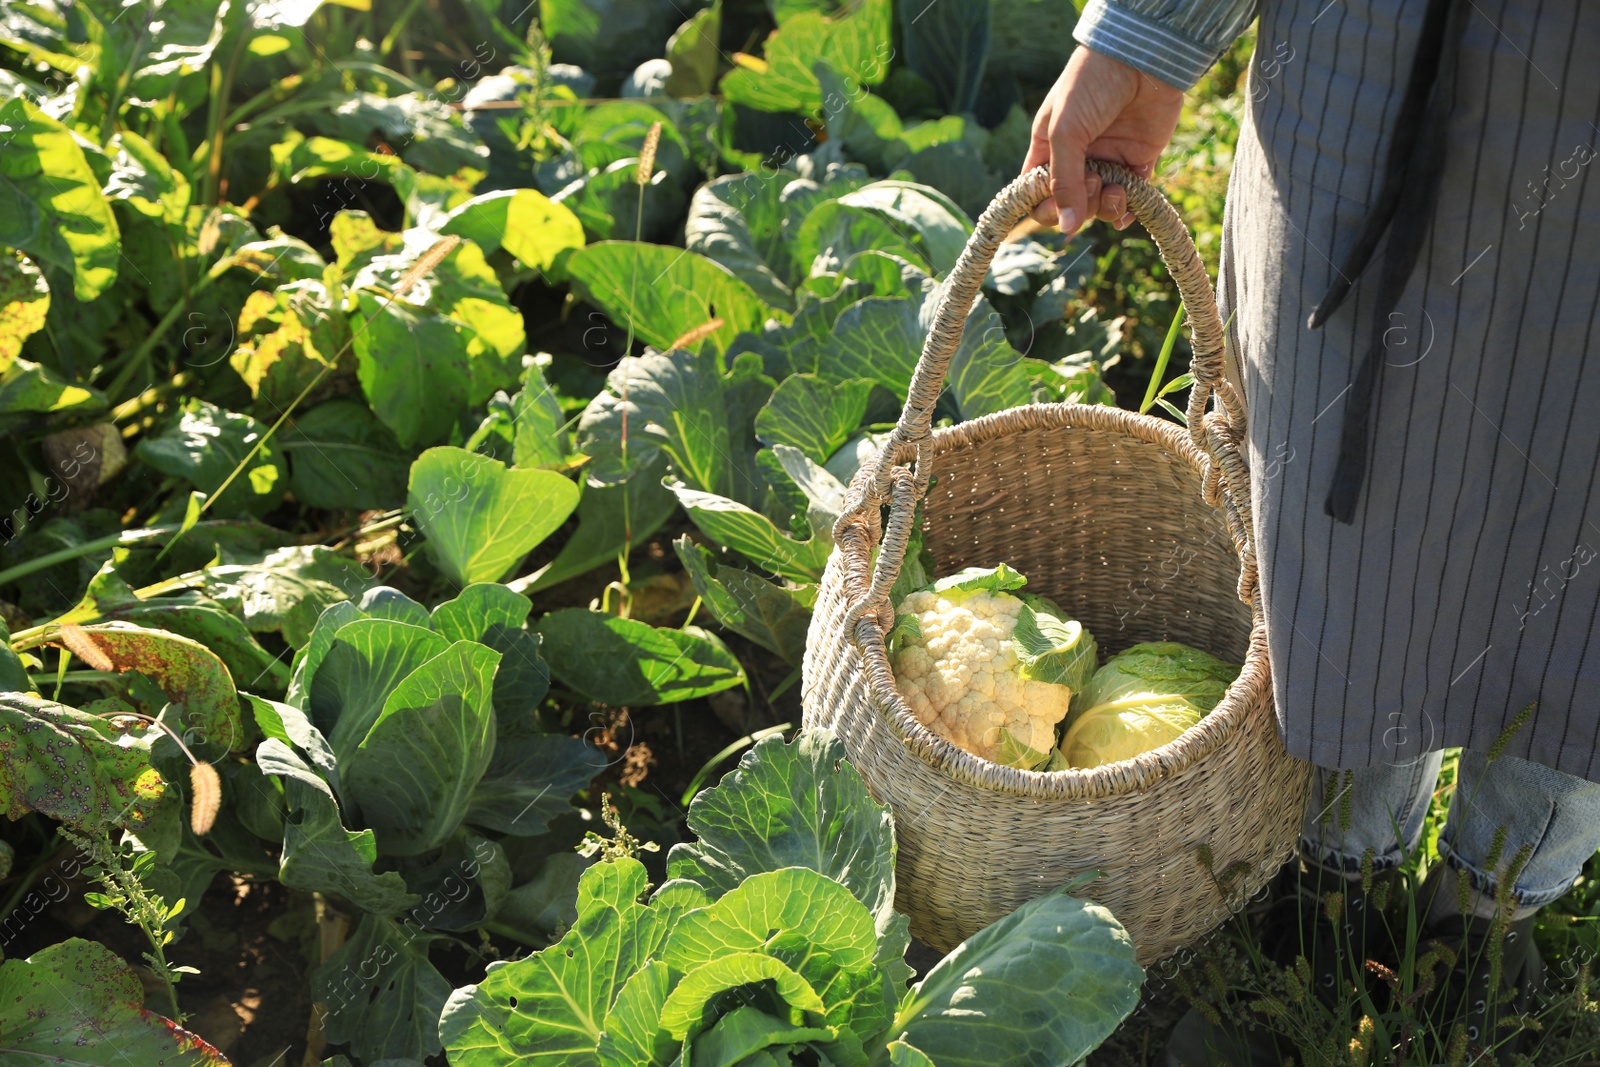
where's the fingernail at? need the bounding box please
[1060,208,1078,234]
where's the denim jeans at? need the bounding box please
[1300,750,1600,911]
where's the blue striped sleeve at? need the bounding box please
[1073,0,1261,90]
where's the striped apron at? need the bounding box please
[1218,0,1600,780]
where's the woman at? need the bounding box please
[1024,0,1600,1061]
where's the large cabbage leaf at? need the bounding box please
[340,640,500,857]
[719,0,891,114]
[674,537,815,666]
[1060,642,1241,769]
[890,885,1144,1066]
[566,243,770,354]
[897,0,990,114]
[576,346,767,503]
[536,609,746,705]
[1071,641,1240,715]
[406,446,579,587]
[441,730,1143,1067]
[1058,696,1203,770]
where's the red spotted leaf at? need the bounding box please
[58,622,245,752]
[0,939,229,1065]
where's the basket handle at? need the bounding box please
[836,161,1255,640]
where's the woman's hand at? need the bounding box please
[1023,47,1186,233]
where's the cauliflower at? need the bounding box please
[888,565,1097,767]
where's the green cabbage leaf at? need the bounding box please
[1059,642,1240,769]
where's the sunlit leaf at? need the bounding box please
[440,189,586,272]
[674,537,813,665]
[567,242,770,354]
[754,373,873,464]
[407,447,580,586]
[59,622,246,752]
[719,0,891,114]
[55,557,289,693]
[668,483,829,582]
[0,249,50,372]
[352,292,472,449]
[891,887,1144,1067]
[440,857,662,1066]
[0,95,120,300]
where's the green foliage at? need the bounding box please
[407,447,580,586]
[0,95,121,301]
[0,8,1232,1063]
[0,692,167,832]
[281,399,411,511]
[311,913,453,1064]
[541,0,689,84]
[57,556,290,693]
[54,622,247,752]
[720,0,893,114]
[567,243,770,353]
[675,536,815,665]
[198,545,374,650]
[756,374,874,464]
[136,399,283,518]
[536,608,746,705]
[0,249,48,371]
[896,0,990,115]
[577,346,765,501]
[440,188,587,271]
[441,731,1144,1066]
[250,584,604,1059]
[0,939,227,1064]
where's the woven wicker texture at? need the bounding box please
[801,163,1312,964]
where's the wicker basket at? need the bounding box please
[800,162,1312,965]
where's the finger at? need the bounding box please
[1114,210,1136,231]
[1049,124,1088,235]
[1096,183,1127,224]
[1023,111,1053,174]
[1026,104,1059,224]
[1084,172,1103,223]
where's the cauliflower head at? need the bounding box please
[888,566,1096,766]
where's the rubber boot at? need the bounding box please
[1282,857,1399,1008]
[1418,867,1544,1065]
[1165,857,1393,1067]
[1164,1005,1287,1067]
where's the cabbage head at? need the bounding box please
[1058,642,1240,769]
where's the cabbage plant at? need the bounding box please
[253,583,604,1061]
[441,730,1143,1066]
